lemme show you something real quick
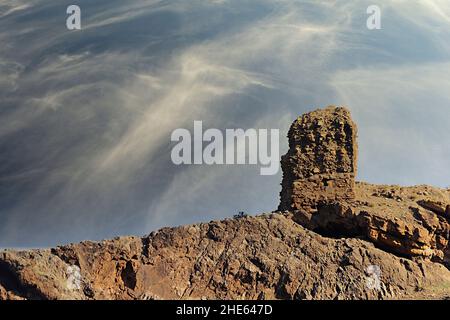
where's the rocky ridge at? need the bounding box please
[1,106,450,300]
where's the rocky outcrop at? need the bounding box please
[1,105,450,300]
[278,106,450,268]
[279,106,358,214]
[1,213,450,300]
[311,183,450,266]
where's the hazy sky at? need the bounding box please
[1,0,450,247]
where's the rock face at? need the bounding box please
[1,105,450,300]
[313,183,450,266]
[279,106,358,214]
[2,214,450,300]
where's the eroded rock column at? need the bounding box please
[278,106,358,212]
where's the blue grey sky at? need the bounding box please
[1,0,450,247]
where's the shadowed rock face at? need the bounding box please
[1,106,450,300]
[279,106,358,213]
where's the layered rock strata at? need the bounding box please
[279,106,358,213]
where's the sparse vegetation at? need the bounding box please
[233,211,248,219]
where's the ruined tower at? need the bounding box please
[278,106,358,213]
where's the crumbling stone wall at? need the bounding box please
[278,106,358,212]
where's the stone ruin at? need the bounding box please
[278,106,450,267]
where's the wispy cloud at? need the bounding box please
[1,0,449,247]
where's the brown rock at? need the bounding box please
[1,214,450,300]
[279,106,357,214]
[417,200,448,218]
[275,107,450,268]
